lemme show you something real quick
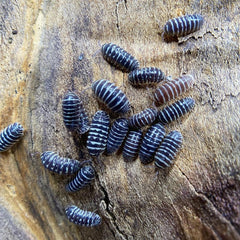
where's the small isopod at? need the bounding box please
[92,79,130,114]
[0,123,24,152]
[65,205,101,227]
[122,130,143,162]
[41,151,81,174]
[128,67,165,87]
[62,92,89,134]
[102,43,139,72]
[106,118,129,155]
[154,74,194,105]
[164,14,204,38]
[66,165,95,192]
[139,123,165,164]
[128,108,158,129]
[155,130,183,169]
[158,97,195,124]
[87,111,110,156]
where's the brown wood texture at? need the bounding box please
[0,0,240,239]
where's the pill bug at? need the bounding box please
[154,75,194,105]
[41,151,81,174]
[62,92,89,134]
[129,108,158,129]
[122,130,143,162]
[106,118,129,155]
[164,14,204,38]
[139,123,165,164]
[92,79,130,114]
[66,165,95,192]
[65,205,101,227]
[87,111,110,156]
[158,97,195,125]
[102,43,139,73]
[128,67,165,87]
[0,123,24,152]
[155,130,183,169]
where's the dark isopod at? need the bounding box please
[102,43,139,72]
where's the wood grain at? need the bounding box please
[0,0,239,239]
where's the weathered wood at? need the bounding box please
[0,0,239,239]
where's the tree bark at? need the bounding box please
[0,0,239,239]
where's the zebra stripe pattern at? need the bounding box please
[122,130,143,162]
[41,151,81,174]
[92,79,130,114]
[0,123,24,152]
[129,108,158,129]
[128,67,165,87]
[155,131,183,169]
[62,92,89,134]
[66,165,95,192]
[65,205,101,227]
[158,97,195,124]
[139,123,165,164]
[164,14,204,38]
[106,118,129,155]
[154,75,194,105]
[87,111,110,156]
[102,43,139,73]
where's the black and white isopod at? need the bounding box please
[87,110,110,156]
[40,151,81,174]
[0,123,24,152]
[65,205,101,227]
[164,14,204,38]
[92,79,130,114]
[102,43,139,72]
[66,165,95,192]
[155,130,183,169]
[106,118,129,155]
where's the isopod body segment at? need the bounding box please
[106,118,129,155]
[0,123,24,152]
[66,165,95,192]
[87,111,110,156]
[102,43,139,72]
[65,205,101,227]
[164,14,204,38]
[92,79,130,114]
[128,67,165,87]
[139,123,165,164]
[41,151,81,174]
[154,75,194,105]
[158,97,195,125]
[155,131,183,169]
[128,108,158,129]
[122,130,143,162]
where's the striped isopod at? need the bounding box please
[92,79,130,114]
[128,108,158,129]
[106,118,129,155]
[164,14,204,38]
[122,130,143,162]
[139,123,165,164]
[102,43,139,73]
[65,205,101,227]
[41,151,81,174]
[155,131,183,169]
[66,165,95,192]
[154,75,194,105]
[87,111,110,156]
[0,123,24,152]
[158,97,195,124]
[128,67,165,87]
[62,92,89,134]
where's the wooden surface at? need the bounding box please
[0,0,240,239]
